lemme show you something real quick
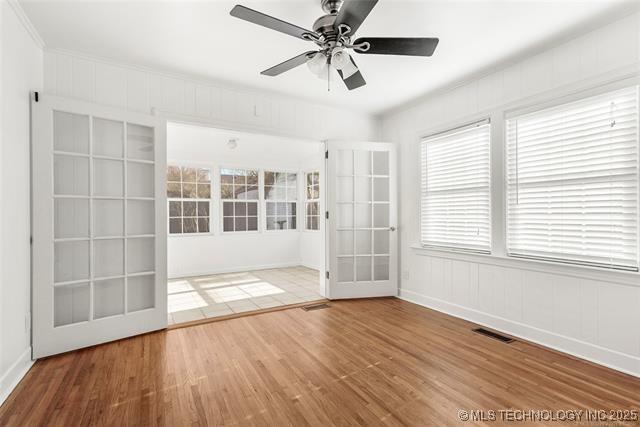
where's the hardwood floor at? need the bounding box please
[1,298,639,426]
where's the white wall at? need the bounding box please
[0,1,43,404]
[381,12,640,377]
[167,123,323,278]
[42,50,379,142]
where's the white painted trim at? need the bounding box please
[0,347,34,406]
[411,245,640,288]
[5,0,45,49]
[398,290,640,378]
[168,261,302,280]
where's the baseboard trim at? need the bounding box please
[299,262,321,271]
[398,289,640,378]
[0,347,34,406]
[168,262,302,279]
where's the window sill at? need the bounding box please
[410,244,640,287]
[168,232,214,238]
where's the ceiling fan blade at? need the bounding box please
[334,0,378,36]
[353,37,439,56]
[337,55,366,90]
[230,5,314,40]
[261,51,317,76]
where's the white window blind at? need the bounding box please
[506,87,639,271]
[420,120,491,252]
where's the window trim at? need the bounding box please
[419,118,492,254]
[166,163,213,236]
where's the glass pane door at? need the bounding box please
[53,113,157,324]
[32,94,167,358]
[328,142,397,299]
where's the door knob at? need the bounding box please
[390,226,396,232]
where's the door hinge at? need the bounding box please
[326,271,330,279]
[325,150,328,159]
[325,211,329,219]
[34,92,39,102]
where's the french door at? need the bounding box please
[326,141,397,299]
[32,94,167,358]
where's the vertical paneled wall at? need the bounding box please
[43,50,379,142]
[1,1,43,404]
[381,12,640,376]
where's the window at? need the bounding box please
[506,87,639,270]
[220,168,259,232]
[305,171,320,230]
[167,166,211,234]
[420,120,491,252]
[265,171,297,230]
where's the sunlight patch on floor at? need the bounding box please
[167,266,323,324]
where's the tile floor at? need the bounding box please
[168,266,323,325]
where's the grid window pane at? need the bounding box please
[182,167,197,182]
[167,165,212,234]
[183,218,198,233]
[198,218,210,233]
[305,171,320,230]
[197,183,211,199]
[248,216,258,231]
[167,182,181,198]
[220,169,259,233]
[266,171,297,231]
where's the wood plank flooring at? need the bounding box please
[1,298,639,426]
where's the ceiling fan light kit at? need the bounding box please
[230,0,439,91]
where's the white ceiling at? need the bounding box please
[167,122,322,168]
[21,0,638,114]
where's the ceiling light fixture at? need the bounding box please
[307,52,329,80]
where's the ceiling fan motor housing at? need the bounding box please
[312,14,338,36]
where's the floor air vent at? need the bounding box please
[473,328,515,343]
[302,303,330,311]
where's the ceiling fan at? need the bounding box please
[230,0,439,90]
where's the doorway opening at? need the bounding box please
[165,123,326,325]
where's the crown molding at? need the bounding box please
[6,0,45,49]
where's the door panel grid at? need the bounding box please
[34,95,166,358]
[52,112,157,326]
[335,149,391,284]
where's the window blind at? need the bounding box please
[420,120,491,252]
[506,87,639,271]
